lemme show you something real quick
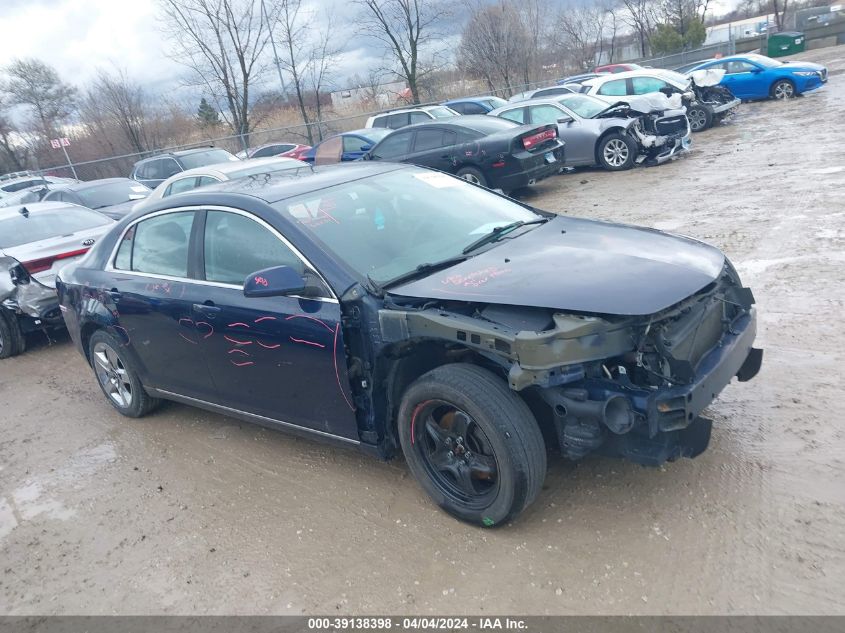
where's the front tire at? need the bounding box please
[397,364,547,527]
[771,79,795,100]
[597,133,637,171]
[88,330,160,417]
[687,104,713,132]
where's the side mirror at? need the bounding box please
[557,116,573,124]
[359,143,373,152]
[243,265,305,298]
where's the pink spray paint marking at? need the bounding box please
[258,341,281,349]
[409,400,433,446]
[113,325,131,347]
[230,360,255,367]
[196,321,214,338]
[254,275,269,287]
[178,318,198,344]
[228,322,250,328]
[285,314,333,331]
[228,348,250,356]
[289,337,325,348]
[224,336,252,345]
[254,316,277,323]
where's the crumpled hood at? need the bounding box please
[690,68,725,87]
[390,216,726,316]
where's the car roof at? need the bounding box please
[53,177,136,192]
[392,115,516,132]
[166,156,302,180]
[583,68,688,86]
[187,162,406,204]
[442,96,498,105]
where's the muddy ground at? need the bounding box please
[2,46,844,616]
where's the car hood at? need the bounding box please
[390,216,726,316]
[783,60,826,72]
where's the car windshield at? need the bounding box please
[747,54,782,68]
[556,94,611,118]
[77,181,151,209]
[226,161,305,179]
[272,167,539,284]
[179,149,238,169]
[0,207,112,248]
[485,97,508,108]
[428,107,458,119]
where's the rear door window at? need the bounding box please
[387,113,410,129]
[371,131,413,159]
[631,77,671,94]
[116,211,195,278]
[499,107,526,124]
[164,177,200,197]
[597,79,628,96]
[413,129,457,152]
[528,104,564,125]
[409,111,430,124]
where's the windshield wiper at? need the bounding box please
[462,217,550,255]
[374,255,469,291]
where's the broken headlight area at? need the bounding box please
[381,264,761,467]
[0,254,62,330]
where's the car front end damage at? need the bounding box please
[596,95,691,166]
[689,69,741,120]
[376,262,762,467]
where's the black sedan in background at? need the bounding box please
[40,178,151,219]
[363,116,564,194]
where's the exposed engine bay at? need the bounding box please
[378,263,762,466]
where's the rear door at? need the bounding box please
[193,208,358,439]
[406,127,458,172]
[106,209,217,398]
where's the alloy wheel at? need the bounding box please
[774,82,794,99]
[93,341,133,408]
[460,172,481,185]
[689,108,708,131]
[412,400,499,508]
[603,139,629,167]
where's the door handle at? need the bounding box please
[193,302,221,319]
[107,288,122,302]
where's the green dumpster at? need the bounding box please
[767,31,806,57]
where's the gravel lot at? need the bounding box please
[1,46,844,616]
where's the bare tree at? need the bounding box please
[356,0,450,104]
[620,0,658,57]
[0,96,27,172]
[555,3,613,71]
[158,0,277,144]
[273,0,314,144]
[87,68,156,153]
[307,13,341,141]
[3,58,77,143]
[458,0,531,95]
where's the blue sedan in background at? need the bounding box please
[687,53,828,100]
[302,128,392,164]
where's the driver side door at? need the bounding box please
[192,208,358,441]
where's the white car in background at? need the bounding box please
[364,105,459,130]
[578,68,740,132]
[133,156,308,213]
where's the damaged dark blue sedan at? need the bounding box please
[56,163,762,526]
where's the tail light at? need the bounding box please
[23,248,89,275]
[522,128,556,150]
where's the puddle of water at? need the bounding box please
[0,498,18,541]
[809,166,845,175]
[13,482,76,522]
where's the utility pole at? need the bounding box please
[261,0,289,102]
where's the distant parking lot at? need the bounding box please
[1,46,844,616]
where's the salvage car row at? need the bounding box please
[1,50,823,525]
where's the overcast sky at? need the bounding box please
[0,0,392,105]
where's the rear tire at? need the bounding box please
[771,79,795,99]
[88,330,160,418]
[397,363,547,527]
[455,166,488,188]
[597,133,637,171]
[687,104,713,132]
[0,310,24,359]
